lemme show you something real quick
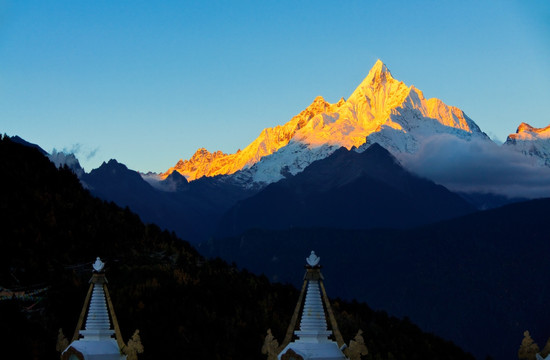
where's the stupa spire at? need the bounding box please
[263,251,366,360]
[60,257,143,360]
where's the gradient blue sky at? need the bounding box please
[1,0,549,173]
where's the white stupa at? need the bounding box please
[61,257,127,360]
[276,251,350,360]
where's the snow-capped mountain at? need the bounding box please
[161,95,344,181]
[504,122,550,166]
[163,60,489,185]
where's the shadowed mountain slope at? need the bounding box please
[215,144,475,238]
[81,159,256,243]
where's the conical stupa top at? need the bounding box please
[277,251,348,360]
[61,257,126,360]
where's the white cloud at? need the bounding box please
[397,134,550,199]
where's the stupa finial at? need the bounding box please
[306,251,320,267]
[92,257,105,273]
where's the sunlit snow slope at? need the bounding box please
[163,60,488,184]
[504,122,550,166]
[161,96,343,180]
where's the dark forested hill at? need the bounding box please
[215,144,475,238]
[205,198,550,360]
[0,135,474,360]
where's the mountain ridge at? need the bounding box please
[162,60,489,185]
[215,143,475,238]
[160,95,344,181]
[504,122,550,167]
[81,157,257,243]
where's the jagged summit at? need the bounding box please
[161,148,229,180]
[373,58,389,71]
[161,95,343,180]
[362,59,393,85]
[507,122,550,141]
[163,60,489,184]
[504,122,550,166]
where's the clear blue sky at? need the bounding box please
[1,0,549,173]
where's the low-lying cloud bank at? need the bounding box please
[397,135,550,199]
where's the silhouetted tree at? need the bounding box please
[519,331,540,360]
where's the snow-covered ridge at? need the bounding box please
[161,96,343,180]
[163,60,489,184]
[507,122,550,141]
[504,122,550,166]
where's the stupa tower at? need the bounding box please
[263,251,367,360]
[60,257,142,360]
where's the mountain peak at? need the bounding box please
[504,122,550,167]
[508,122,550,141]
[161,60,488,185]
[346,59,401,106]
[517,122,535,133]
[364,59,393,84]
[163,169,189,191]
[104,159,121,167]
[97,159,129,172]
[371,59,390,74]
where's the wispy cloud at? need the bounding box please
[53,143,99,162]
[85,147,99,161]
[398,135,550,199]
[64,143,81,155]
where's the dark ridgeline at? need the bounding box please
[0,134,474,359]
[80,158,256,244]
[80,143,479,245]
[215,144,475,238]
